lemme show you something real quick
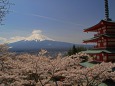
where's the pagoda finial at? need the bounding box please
[104,0,112,21]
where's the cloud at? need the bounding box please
[7,36,25,43]
[32,30,42,34]
[0,37,7,43]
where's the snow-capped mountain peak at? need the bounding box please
[6,30,54,43]
[25,32,53,41]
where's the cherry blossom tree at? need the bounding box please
[0,48,115,86]
[0,0,12,25]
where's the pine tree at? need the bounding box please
[72,45,77,54]
[67,45,87,56]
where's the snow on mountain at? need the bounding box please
[7,30,54,43]
[25,30,53,41]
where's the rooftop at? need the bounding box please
[82,49,115,54]
[79,61,101,68]
[83,34,115,43]
[84,20,115,32]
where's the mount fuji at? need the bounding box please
[8,30,75,53]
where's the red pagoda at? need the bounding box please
[83,0,115,62]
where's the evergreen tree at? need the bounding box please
[72,45,77,54]
[67,45,87,56]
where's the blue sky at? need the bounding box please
[0,0,115,44]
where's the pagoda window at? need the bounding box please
[97,43,100,47]
[98,28,102,33]
[102,26,106,29]
[94,55,97,59]
[99,31,101,34]
[104,42,107,46]
[103,56,107,61]
[102,37,104,39]
[101,37,105,42]
[97,56,100,60]
[102,39,104,42]
[103,29,106,33]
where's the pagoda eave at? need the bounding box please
[82,49,115,54]
[83,40,97,43]
[83,39,97,43]
[84,20,115,32]
[83,37,99,43]
[104,20,115,25]
[84,20,103,32]
[83,34,115,43]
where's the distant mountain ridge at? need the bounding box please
[7,30,93,53]
[8,40,92,53]
[8,40,73,52]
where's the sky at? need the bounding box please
[0,0,115,44]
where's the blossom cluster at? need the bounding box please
[0,45,115,86]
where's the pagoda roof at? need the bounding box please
[84,20,115,32]
[79,61,97,68]
[79,61,101,68]
[83,36,99,43]
[83,34,115,43]
[103,34,115,37]
[82,49,115,54]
